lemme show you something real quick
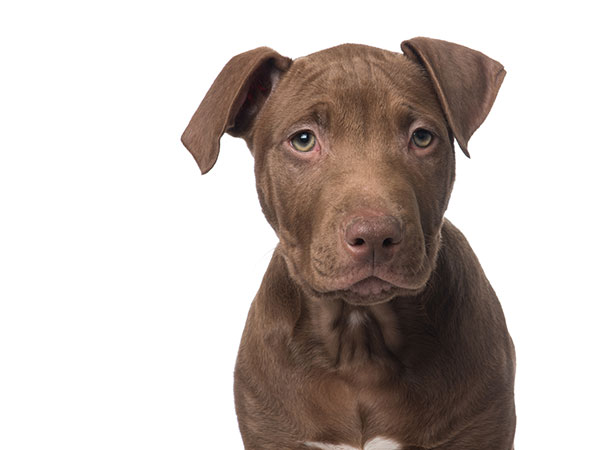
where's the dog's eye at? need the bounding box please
[412,129,433,148]
[290,131,317,152]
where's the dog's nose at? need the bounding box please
[343,215,402,264]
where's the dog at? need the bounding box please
[182,37,516,450]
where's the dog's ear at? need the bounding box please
[401,37,505,157]
[181,47,292,174]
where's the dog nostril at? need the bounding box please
[351,238,365,246]
[382,237,395,248]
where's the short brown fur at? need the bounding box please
[182,38,515,449]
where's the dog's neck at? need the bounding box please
[301,287,440,380]
[259,227,464,381]
[305,297,405,370]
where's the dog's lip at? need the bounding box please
[347,276,395,296]
[302,273,427,306]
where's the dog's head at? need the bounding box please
[182,38,504,305]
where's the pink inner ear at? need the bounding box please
[245,82,268,104]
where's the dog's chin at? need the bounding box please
[302,275,428,306]
[339,277,425,305]
[342,277,398,304]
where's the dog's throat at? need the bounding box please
[308,299,405,371]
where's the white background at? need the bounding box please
[1,1,598,449]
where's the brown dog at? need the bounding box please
[182,38,516,450]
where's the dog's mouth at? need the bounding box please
[348,276,395,296]
[286,258,431,306]
[335,274,426,305]
[304,250,436,305]
[298,267,428,305]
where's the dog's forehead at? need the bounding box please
[263,44,443,140]
[284,44,429,94]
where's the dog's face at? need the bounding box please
[253,45,454,304]
[182,39,505,305]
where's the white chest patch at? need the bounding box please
[305,436,402,450]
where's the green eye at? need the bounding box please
[412,129,433,148]
[290,131,317,152]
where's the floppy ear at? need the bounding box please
[401,37,505,157]
[181,47,292,174]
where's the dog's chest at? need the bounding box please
[305,436,403,450]
[297,305,413,450]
